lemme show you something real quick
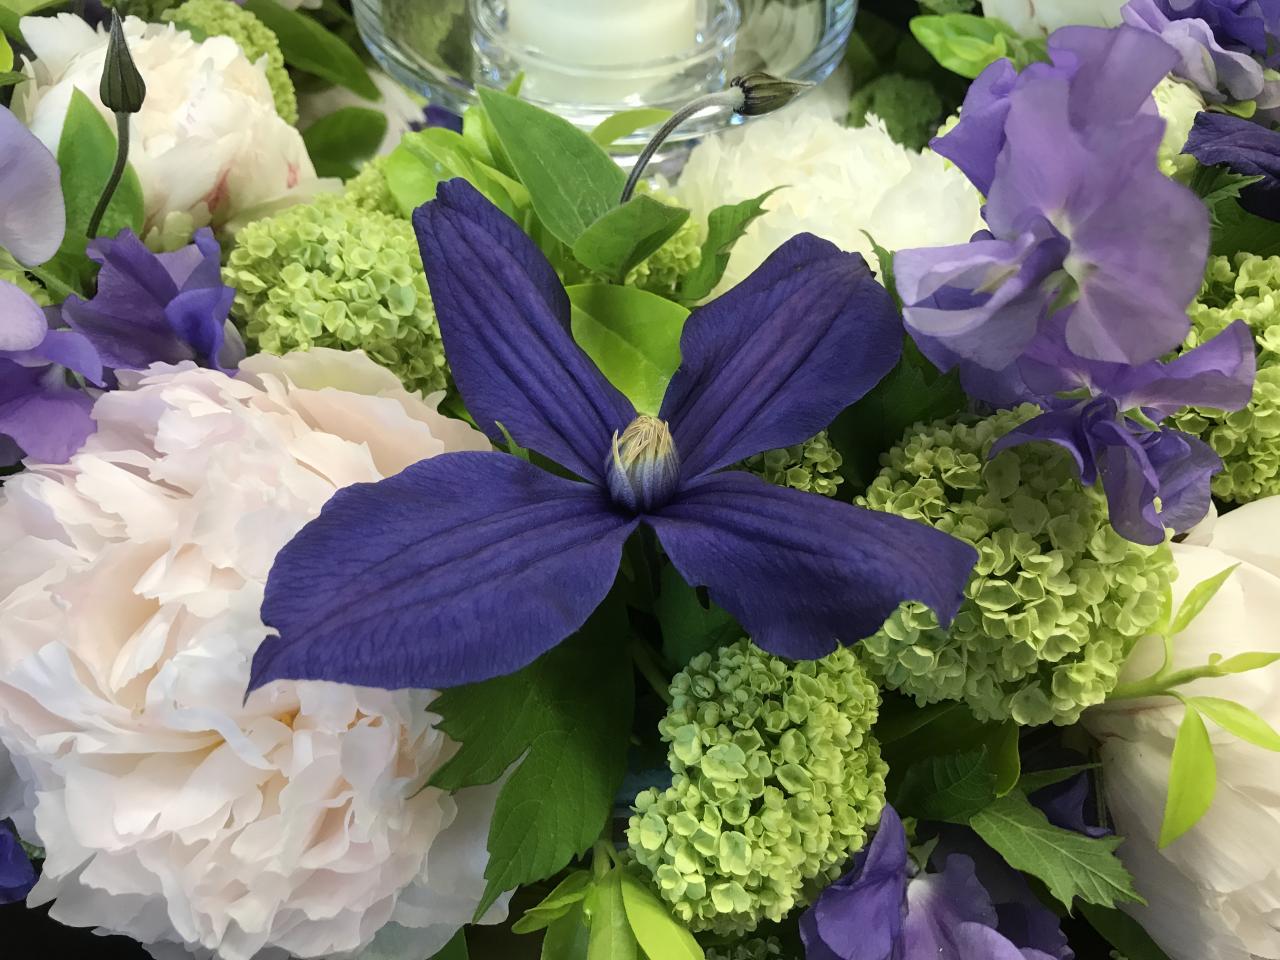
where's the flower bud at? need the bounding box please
[730,72,814,117]
[606,415,681,512]
[100,12,146,115]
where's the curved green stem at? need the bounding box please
[86,111,130,239]
[619,87,746,204]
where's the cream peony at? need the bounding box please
[672,103,983,295]
[980,0,1128,35]
[14,15,327,241]
[1086,497,1280,960]
[0,350,501,960]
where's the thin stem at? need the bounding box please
[86,111,130,239]
[619,87,746,204]
[1110,663,1227,701]
[629,636,674,706]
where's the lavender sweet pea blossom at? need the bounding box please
[247,180,977,692]
[898,26,1207,371]
[0,106,64,267]
[800,806,1071,960]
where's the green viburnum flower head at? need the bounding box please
[1172,253,1280,504]
[225,195,448,396]
[858,405,1174,727]
[343,156,401,218]
[744,431,843,497]
[707,936,787,960]
[628,639,887,936]
[848,74,946,152]
[164,0,297,124]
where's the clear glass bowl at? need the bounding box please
[355,0,857,146]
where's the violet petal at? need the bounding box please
[0,106,64,267]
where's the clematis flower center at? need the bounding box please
[606,415,681,513]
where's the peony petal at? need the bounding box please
[0,105,65,266]
[254,451,638,692]
[649,471,975,660]
[660,233,902,479]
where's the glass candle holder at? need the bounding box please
[354,0,857,147]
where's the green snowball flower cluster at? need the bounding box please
[164,0,297,124]
[623,210,705,298]
[858,406,1173,727]
[225,195,448,396]
[707,937,786,960]
[1171,253,1280,503]
[344,157,400,218]
[848,74,946,151]
[744,431,843,497]
[628,639,887,936]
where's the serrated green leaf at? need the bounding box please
[1170,564,1238,636]
[1018,765,1099,796]
[567,283,688,416]
[1159,704,1216,848]
[302,107,387,179]
[542,902,591,960]
[861,231,899,307]
[428,605,634,919]
[1213,650,1280,674]
[654,563,741,667]
[969,791,1143,909]
[477,87,625,247]
[1212,198,1280,258]
[619,871,703,960]
[1080,904,1172,960]
[513,871,594,933]
[572,196,690,282]
[897,748,997,823]
[242,0,378,98]
[591,109,672,147]
[587,872,638,960]
[1190,696,1280,751]
[678,189,778,302]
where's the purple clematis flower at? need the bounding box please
[800,806,1072,960]
[1184,109,1280,219]
[61,228,243,375]
[898,26,1207,371]
[986,319,1256,544]
[0,822,35,904]
[247,180,978,692]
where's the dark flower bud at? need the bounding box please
[730,72,814,117]
[100,12,146,115]
[606,415,681,513]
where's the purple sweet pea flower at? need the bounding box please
[0,106,65,268]
[900,26,1206,371]
[801,806,1071,960]
[1184,109,1280,218]
[246,180,978,692]
[0,822,35,904]
[61,228,243,375]
[1124,0,1269,102]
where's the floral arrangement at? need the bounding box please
[1,1,1279,959]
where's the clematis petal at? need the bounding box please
[0,105,64,266]
[0,823,36,904]
[413,180,634,482]
[0,278,49,353]
[660,234,901,479]
[1184,111,1280,220]
[648,471,975,660]
[252,451,638,693]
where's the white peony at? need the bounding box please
[672,103,983,295]
[0,349,502,960]
[1086,497,1280,960]
[980,0,1128,35]
[13,15,328,241]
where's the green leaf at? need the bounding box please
[591,108,672,147]
[678,190,778,302]
[512,871,594,934]
[429,605,635,918]
[386,127,530,221]
[542,902,591,960]
[428,930,468,960]
[1,0,60,36]
[1159,704,1216,848]
[1212,198,1280,258]
[0,31,11,73]
[302,107,387,179]
[56,89,144,279]
[1213,650,1280,674]
[1190,696,1280,751]
[586,872,638,960]
[969,791,1143,909]
[862,231,899,307]
[572,196,690,282]
[619,872,704,960]
[242,0,378,99]
[1079,903,1172,960]
[897,748,997,823]
[1190,165,1265,229]
[1170,564,1238,636]
[654,563,741,667]
[909,14,1026,78]
[0,70,21,89]
[1017,765,1099,795]
[986,720,1021,797]
[567,283,688,415]
[477,87,625,247]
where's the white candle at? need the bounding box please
[506,0,699,102]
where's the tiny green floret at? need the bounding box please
[744,431,843,497]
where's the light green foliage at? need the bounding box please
[625,208,705,299]
[0,265,51,306]
[706,937,786,960]
[628,639,887,935]
[918,0,976,11]
[225,195,448,396]
[343,156,401,217]
[744,431,843,498]
[1172,253,1280,503]
[858,405,1173,726]
[848,73,945,151]
[165,0,297,123]
[107,0,180,19]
